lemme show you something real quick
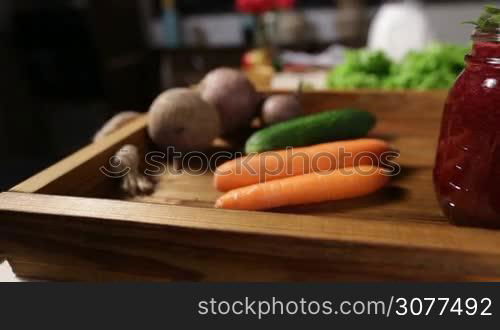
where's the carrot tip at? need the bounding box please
[389,146,400,154]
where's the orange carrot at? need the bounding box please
[214,138,391,192]
[215,165,390,211]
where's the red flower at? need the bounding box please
[236,0,276,14]
[275,0,296,9]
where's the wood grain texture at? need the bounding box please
[1,192,500,281]
[10,115,148,197]
[3,90,499,281]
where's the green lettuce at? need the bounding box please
[327,43,470,90]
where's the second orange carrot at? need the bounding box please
[215,165,390,211]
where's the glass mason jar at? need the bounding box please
[434,28,500,228]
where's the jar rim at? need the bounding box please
[472,28,500,42]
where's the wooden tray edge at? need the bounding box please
[1,191,500,281]
[9,115,148,195]
[1,191,500,257]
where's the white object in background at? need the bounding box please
[271,71,328,90]
[280,44,347,68]
[368,0,435,61]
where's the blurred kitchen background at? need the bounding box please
[0,0,489,190]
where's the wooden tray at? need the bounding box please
[2,90,500,281]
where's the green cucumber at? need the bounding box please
[245,109,376,153]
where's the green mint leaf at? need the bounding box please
[477,12,492,26]
[485,4,500,15]
[466,5,500,31]
[488,14,500,24]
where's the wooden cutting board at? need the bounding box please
[1,90,500,281]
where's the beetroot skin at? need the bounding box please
[199,68,261,135]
